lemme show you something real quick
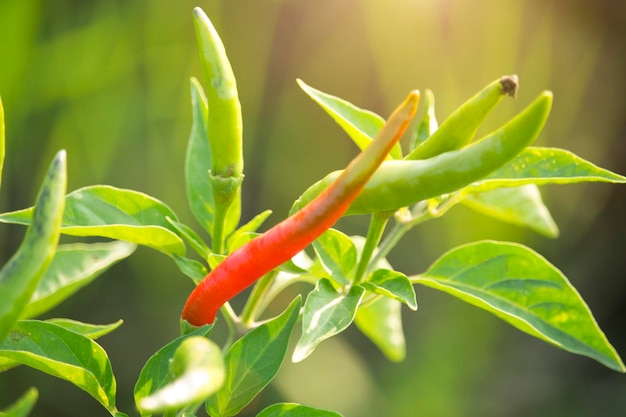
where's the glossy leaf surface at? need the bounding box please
[206,298,301,417]
[462,185,558,238]
[465,147,626,193]
[0,151,66,342]
[257,402,343,417]
[46,319,123,339]
[312,229,358,286]
[361,268,417,310]
[293,279,364,362]
[413,240,625,372]
[21,241,135,319]
[0,186,184,256]
[0,388,37,417]
[0,320,118,412]
[355,295,406,362]
[297,79,402,159]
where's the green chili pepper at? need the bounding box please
[295,91,552,215]
[193,8,244,252]
[0,97,5,190]
[0,151,66,342]
[405,75,519,160]
[181,91,420,326]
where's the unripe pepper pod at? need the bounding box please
[193,7,243,179]
[181,91,420,326]
[406,75,519,160]
[193,8,244,252]
[0,150,66,342]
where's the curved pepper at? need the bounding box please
[295,91,552,215]
[406,75,519,160]
[193,8,245,252]
[182,91,420,326]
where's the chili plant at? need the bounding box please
[0,6,625,417]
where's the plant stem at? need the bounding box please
[372,220,414,267]
[240,270,278,326]
[354,211,391,284]
[220,302,238,351]
[211,206,227,254]
[372,196,462,266]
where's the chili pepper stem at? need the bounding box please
[372,196,462,266]
[354,211,392,284]
[239,270,278,326]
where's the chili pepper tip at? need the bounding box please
[500,75,519,98]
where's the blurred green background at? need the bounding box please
[1,0,625,415]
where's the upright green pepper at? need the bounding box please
[182,91,420,326]
[193,8,244,253]
[406,75,518,160]
[0,151,66,342]
[295,91,552,215]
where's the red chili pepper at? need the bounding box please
[182,91,419,325]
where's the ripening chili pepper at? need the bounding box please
[295,91,552,215]
[182,91,420,326]
[405,75,519,160]
[193,7,243,179]
[0,151,66,342]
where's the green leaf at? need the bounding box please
[413,240,625,372]
[0,320,119,412]
[206,297,301,417]
[20,241,135,319]
[0,185,185,256]
[0,357,17,373]
[227,231,260,253]
[257,403,343,417]
[0,151,66,343]
[462,184,559,238]
[207,254,226,270]
[0,97,5,190]
[0,388,37,417]
[361,269,417,310]
[312,229,358,286]
[134,325,213,415]
[138,336,225,415]
[0,319,123,373]
[297,79,402,159]
[173,255,208,284]
[464,147,626,193]
[355,296,406,362]
[167,217,211,260]
[186,78,215,236]
[293,279,364,363]
[46,319,123,339]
